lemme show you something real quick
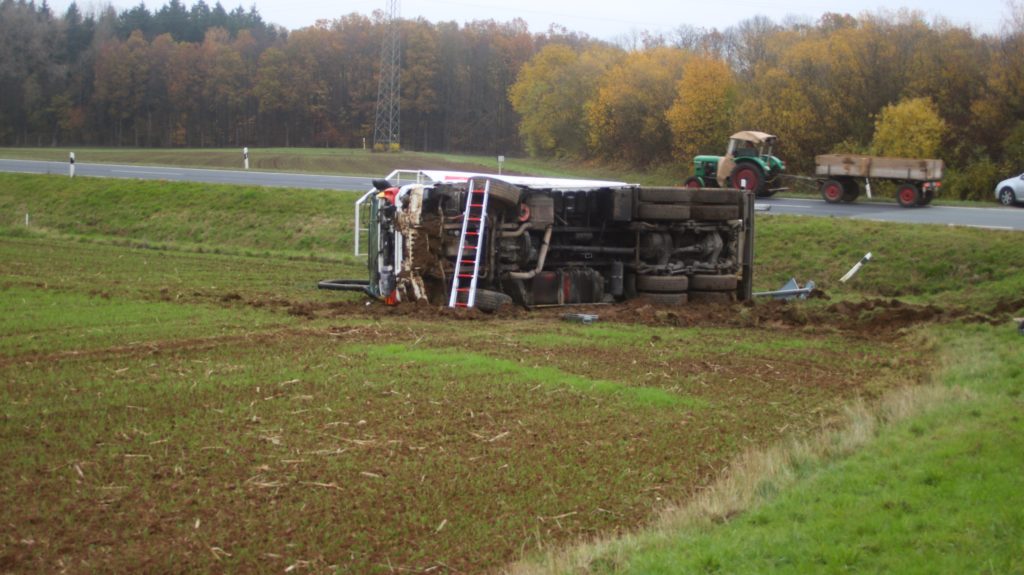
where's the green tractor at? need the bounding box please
[686,131,785,198]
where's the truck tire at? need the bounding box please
[688,291,735,304]
[690,205,740,220]
[636,274,689,293]
[637,203,691,220]
[689,274,738,291]
[820,179,845,204]
[640,291,688,305]
[638,187,695,203]
[896,184,920,208]
[476,178,521,209]
[472,289,513,312]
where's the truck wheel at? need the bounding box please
[730,162,766,197]
[637,203,691,220]
[690,205,740,220]
[684,177,703,189]
[639,187,695,203]
[689,274,738,291]
[478,178,521,209]
[472,289,513,312]
[636,275,689,293]
[896,184,920,208]
[639,292,688,305]
[841,179,860,202]
[688,291,735,304]
[820,179,845,204]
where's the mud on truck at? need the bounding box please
[319,170,754,312]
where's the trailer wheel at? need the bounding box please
[636,275,689,293]
[684,177,703,189]
[637,203,691,220]
[730,162,766,197]
[896,184,920,208]
[689,274,738,291]
[639,291,688,306]
[820,179,844,204]
[841,179,860,202]
[917,188,935,206]
[472,289,513,312]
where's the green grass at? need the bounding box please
[0,146,690,185]
[539,323,1023,574]
[1,170,1022,573]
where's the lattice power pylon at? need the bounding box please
[373,0,401,151]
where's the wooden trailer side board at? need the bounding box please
[815,154,944,181]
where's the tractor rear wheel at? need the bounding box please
[730,162,767,197]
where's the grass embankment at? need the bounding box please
[515,324,1023,574]
[0,146,688,185]
[1,172,1022,572]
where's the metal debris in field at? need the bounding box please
[753,278,816,301]
[563,313,599,324]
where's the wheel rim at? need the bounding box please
[734,167,759,191]
[685,179,701,189]
[824,182,842,201]
[899,186,917,205]
[1000,189,1013,205]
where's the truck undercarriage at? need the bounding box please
[321,171,754,311]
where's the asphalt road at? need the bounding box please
[3,158,1024,231]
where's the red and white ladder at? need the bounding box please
[448,179,490,308]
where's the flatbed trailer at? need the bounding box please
[815,154,944,207]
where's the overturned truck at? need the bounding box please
[320,170,754,311]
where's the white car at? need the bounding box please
[995,172,1024,206]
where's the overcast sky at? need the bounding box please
[62,0,1013,38]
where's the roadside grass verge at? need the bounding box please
[3,173,1023,315]
[0,173,360,260]
[0,147,686,186]
[510,323,1024,574]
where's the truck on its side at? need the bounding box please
[816,154,944,207]
[320,170,754,311]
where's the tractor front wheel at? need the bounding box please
[684,177,703,189]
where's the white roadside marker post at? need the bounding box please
[243,147,249,170]
[840,252,872,283]
[69,152,75,178]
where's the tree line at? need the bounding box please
[2,0,1022,198]
[511,9,1024,198]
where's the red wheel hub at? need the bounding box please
[824,182,842,200]
[734,168,758,190]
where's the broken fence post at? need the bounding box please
[840,252,872,283]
